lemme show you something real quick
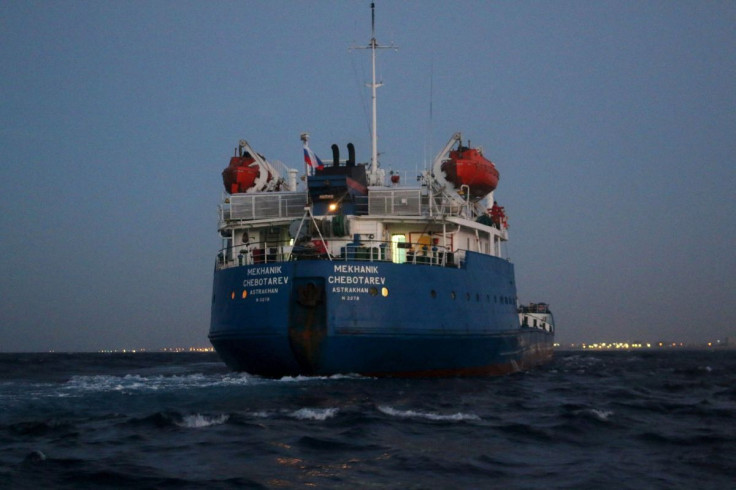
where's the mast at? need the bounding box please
[353,2,396,186]
[369,2,379,185]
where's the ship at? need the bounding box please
[208,4,555,377]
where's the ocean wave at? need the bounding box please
[560,354,604,364]
[4,351,736,489]
[60,372,254,395]
[8,371,369,402]
[176,413,230,429]
[128,411,230,429]
[6,419,78,437]
[673,365,714,375]
[581,408,614,422]
[377,405,480,422]
[243,407,340,421]
[289,408,339,421]
[562,405,615,423]
[277,373,368,382]
[296,435,368,451]
[249,410,272,419]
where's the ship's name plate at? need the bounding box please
[246,265,283,276]
[243,265,288,289]
[242,276,289,287]
[328,275,385,285]
[329,264,386,286]
[332,264,379,274]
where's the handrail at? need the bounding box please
[220,192,309,222]
[214,238,470,271]
[219,188,489,222]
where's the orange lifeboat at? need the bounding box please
[222,152,272,194]
[441,146,499,199]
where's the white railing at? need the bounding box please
[363,188,479,219]
[221,192,308,222]
[215,239,469,271]
[368,189,423,215]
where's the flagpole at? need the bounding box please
[300,132,311,176]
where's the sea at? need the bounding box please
[1,350,734,489]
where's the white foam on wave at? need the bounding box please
[583,408,614,421]
[378,405,480,422]
[278,373,367,382]
[177,413,230,429]
[61,372,255,395]
[290,407,339,420]
[251,410,272,418]
[57,370,367,396]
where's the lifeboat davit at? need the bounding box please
[441,146,499,199]
[221,152,272,194]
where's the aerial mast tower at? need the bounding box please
[353,2,396,186]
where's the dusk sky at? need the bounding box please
[1,1,734,351]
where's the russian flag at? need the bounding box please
[303,144,324,175]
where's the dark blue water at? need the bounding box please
[1,350,734,489]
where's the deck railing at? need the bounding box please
[221,188,480,221]
[220,192,309,222]
[215,238,467,271]
[355,189,471,218]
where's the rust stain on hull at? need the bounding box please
[288,280,327,374]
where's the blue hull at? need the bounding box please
[209,252,553,377]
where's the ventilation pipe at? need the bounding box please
[331,144,340,167]
[347,143,356,167]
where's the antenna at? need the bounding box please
[371,1,375,33]
[427,57,434,173]
[351,2,397,186]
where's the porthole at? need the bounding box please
[430,290,437,298]
[242,290,248,299]
[230,291,235,300]
[381,287,389,297]
[369,287,378,296]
